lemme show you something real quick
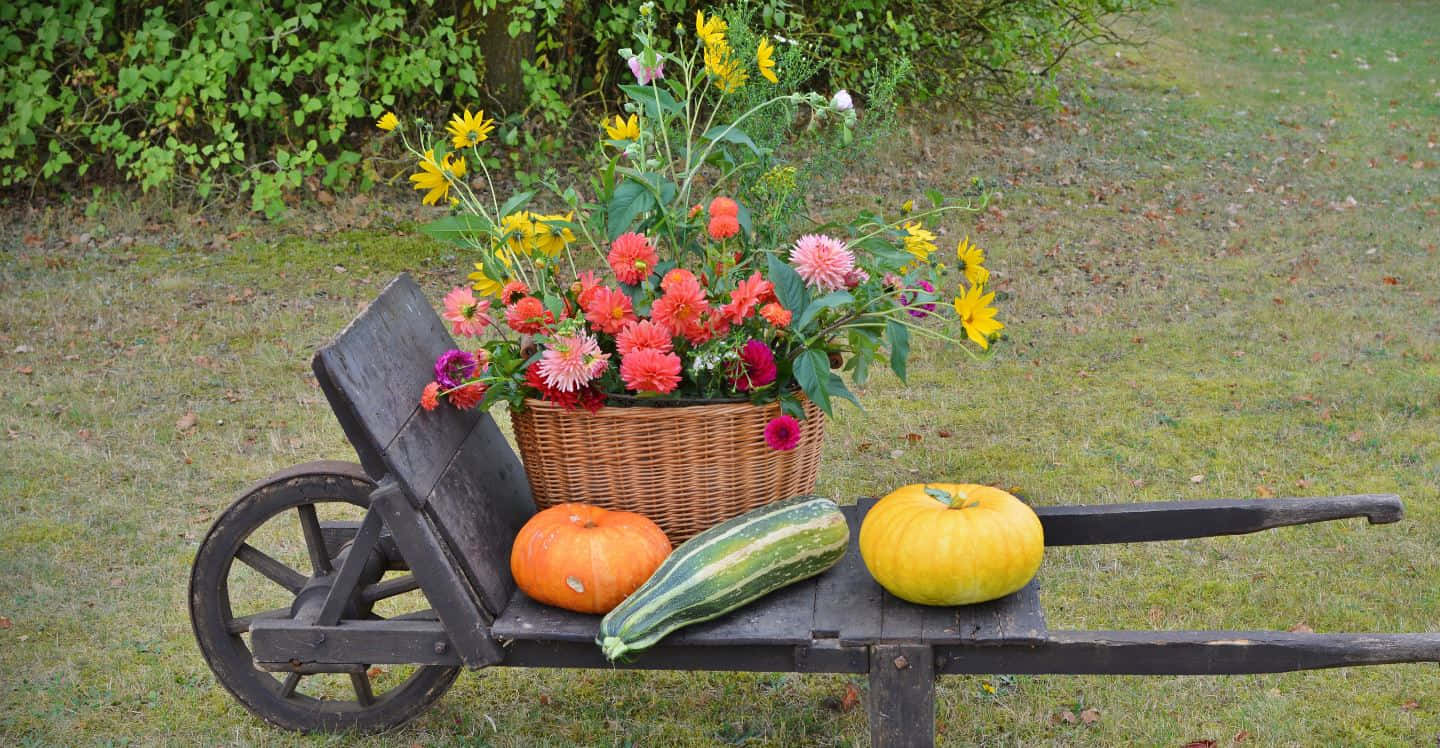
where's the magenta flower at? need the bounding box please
[628,56,665,85]
[901,280,938,319]
[730,340,778,392]
[434,349,478,390]
[764,415,802,451]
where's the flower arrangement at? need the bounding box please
[378,6,1004,450]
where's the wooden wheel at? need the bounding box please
[189,461,459,733]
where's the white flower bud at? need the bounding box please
[830,90,854,111]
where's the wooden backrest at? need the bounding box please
[312,273,534,617]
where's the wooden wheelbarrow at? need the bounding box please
[188,275,1439,744]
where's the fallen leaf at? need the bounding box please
[1183,741,1217,748]
[1131,479,1145,488]
[1256,485,1275,498]
[367,667,383,678]
[1383,276,1400,285]
[176,412,198,431]
[1233,729,1251,743]
[937,430,953,438]
[1288,622,1314,633]
[1401,699,1419,710]
[1190,474,1205,484]
[1296,478,1312,489]
[856,442,873,452]
[905,433,923,443]
[0,616,11,629]
[16,366,33,375]
[1052,710,1078,725]
[841,683,861,712]
[1310,352,1324,363]
[110,577,124,587]
[1346,430,1364,443]
[1079,707,1100,724]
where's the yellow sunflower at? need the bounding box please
[902,221,938,264]
[500,211,576,259]
[952,284,1003,349]
[704,44,747,93]
[696,11,728,51]
[468,254,511,298]
[955,236,989,287]
[604,113,640,141]
[375,112,398,131]
[409,150,463,206]
[756,37,778,84]
[447,108,496,150]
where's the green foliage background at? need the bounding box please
[0,0,1155,216]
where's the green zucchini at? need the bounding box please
[597,495,849,661]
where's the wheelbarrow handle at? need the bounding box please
[1035,494,1403,546]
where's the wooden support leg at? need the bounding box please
[868,644,935,748]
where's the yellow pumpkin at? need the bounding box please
[858,483,1044,606]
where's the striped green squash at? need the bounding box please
[597,495,849,661]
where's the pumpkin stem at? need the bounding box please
[924,485,979,509]
[583,521,598,528]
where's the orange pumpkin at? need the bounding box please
[510,503,672,614]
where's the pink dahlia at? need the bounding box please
[616,319,673,356]
[900,280,938,319]
[608,232,659,286]
[447,383,486,410]
[621,348,682,394]
[500,280,530,306]
[660,268,700,294]
[442,286,492,338]
[790,234,855,291]
[582,286,637,335]
[537,332,610,392]
[764,415,801,451]
[651,284,709,344]
[729,340,777,392]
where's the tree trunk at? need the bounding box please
[479,3,533,116]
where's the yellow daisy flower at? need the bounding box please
[409,149,461,206]
[468,257,511,298]
[952,284,1003,349]
[696,11,728,51]
[447,108,495,150]
[704,45,747,93]
[902,221,938,264]
[500,211,576,259]
[955,236,989,287]
[604,113,641,141]
[375,112,398,131]
[756,37,778,84]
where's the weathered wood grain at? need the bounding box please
[251,618,460,669]
[869,644,935,748]
[1037,494,1403,545]
[936,630,1440,675]
[811,501,884,644]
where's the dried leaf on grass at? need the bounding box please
[176,411,198,432]
[841,683,861,712]
[1287,622,1315,634]
[1079,707,1100,724]
[1183,741,1217,748]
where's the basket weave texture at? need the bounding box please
[511,397,824,542]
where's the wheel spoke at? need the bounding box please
[279,672,302,699]
[350,672,375,706]
[361,574,420,604]
[297,504,333,575]
[227,606,292,634]
[236,543,307,593]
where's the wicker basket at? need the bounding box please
[510,396,825,542]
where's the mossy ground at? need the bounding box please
[3,0,1438,744]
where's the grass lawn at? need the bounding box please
[3,0,1438,744]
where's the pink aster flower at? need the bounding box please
[621,348,682,394]
[844,266,870,290]
[442,286,492,338]
[789,234,855,291]
[616,319,673,356]
[537,332,610,392]
[729,340,777,392]
[764,415,801,451]
[627,56,665,85]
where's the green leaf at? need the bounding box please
[796,291,854,332]
[766,253,809,318]
[926,188,945,208]
[620,83,680,117]
[793,349,832,417]
[498,189,535,218]
[701,124,762,157]
[886,319,910,383]
[827,372,862,410]
[606,178,656,240]
[421,214,495,245]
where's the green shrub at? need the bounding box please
[1,0,1156,215]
